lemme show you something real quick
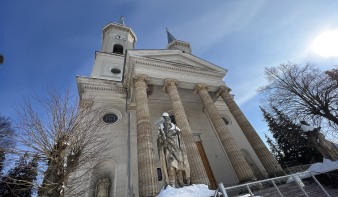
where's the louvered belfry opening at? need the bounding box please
[113,44,123,54]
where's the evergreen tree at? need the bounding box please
[260,106,322,167]
[0,153,39,196]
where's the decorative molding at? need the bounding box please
[132,74,150,86]
[102,23,136,41]
[134,60,224,79]
[83,85,125,93]
[113,34,126,41]
[216,86,232,97]
[127,103,136,110]
[99,108,123,126]
[163,78,179,92]
[194,83,209,94]
[147,84,154,97]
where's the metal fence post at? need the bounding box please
[309,172,331,197]
[219,183,228,197]
[246,184,254,197]
[271,180,283,197]
[291,174,309,197]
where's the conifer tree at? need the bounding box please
[260,106,322,166]
[0,153,39,196]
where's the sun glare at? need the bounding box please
[312,31,338,56]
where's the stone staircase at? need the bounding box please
[250,181,338,197]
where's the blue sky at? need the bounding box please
[1,0,338,144]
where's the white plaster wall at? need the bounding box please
[101,28,135,53]
[90,52,124,81]
[215,99,268,176]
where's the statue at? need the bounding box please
[301,121,338,161]
[156,112,190,188]
[95,173,110,197]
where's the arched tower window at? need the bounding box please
[113,44,123,54]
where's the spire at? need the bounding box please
[166,28,176,44]
[118,16,125,26]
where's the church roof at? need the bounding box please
[118,16,125,26]
[166,28,176,44]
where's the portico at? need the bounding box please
[76,17,284,197]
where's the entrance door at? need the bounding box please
[196,141,217,189]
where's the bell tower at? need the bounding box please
[101,16,137,54]
[90,16,137,81]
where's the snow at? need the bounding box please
[156,184,215,197]
[287,158,338,183]
[300,125,315,132]
[237,194,262,197]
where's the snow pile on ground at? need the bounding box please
[287,158,338,183]
[156,184,215,197]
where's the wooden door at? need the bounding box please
[196,141,217,189]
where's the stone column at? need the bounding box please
[163,79,210,186]
[217,86,285,177]
[194,83,256,183]
[133,74,160,197]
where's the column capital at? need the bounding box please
[216,86,232,97]
[132,74,150,86]
[194,83,209,94]
[163,78,180,92]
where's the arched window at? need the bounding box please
[222,117,229,125]
[113,44,123,54]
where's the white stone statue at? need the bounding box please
[95,173,110,197]
[156,112,190,188]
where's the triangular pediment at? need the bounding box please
[127,50,227,74]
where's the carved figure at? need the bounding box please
[156,112,190,188]
[95,173,110,197]
[301,121,338,161]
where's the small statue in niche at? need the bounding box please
[301,121,338,161]
[156,112,190,188]
[95,173,110,197]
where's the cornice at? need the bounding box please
[133,59,224,79]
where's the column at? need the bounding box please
[194,83,256,183]
[133,74,160,197]
[217,86,285,177]
[163,79,210,186]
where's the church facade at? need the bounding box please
[76,17,284,197]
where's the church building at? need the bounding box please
[76,16,284,197]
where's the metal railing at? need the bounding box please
[214,171,331,197]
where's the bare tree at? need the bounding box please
[258,63,338,139]
[11,85,115,196]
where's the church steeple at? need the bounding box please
[166,28,176,44]
[166,29,192,53]
[118,16,125,26]
[100,16,137,54]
